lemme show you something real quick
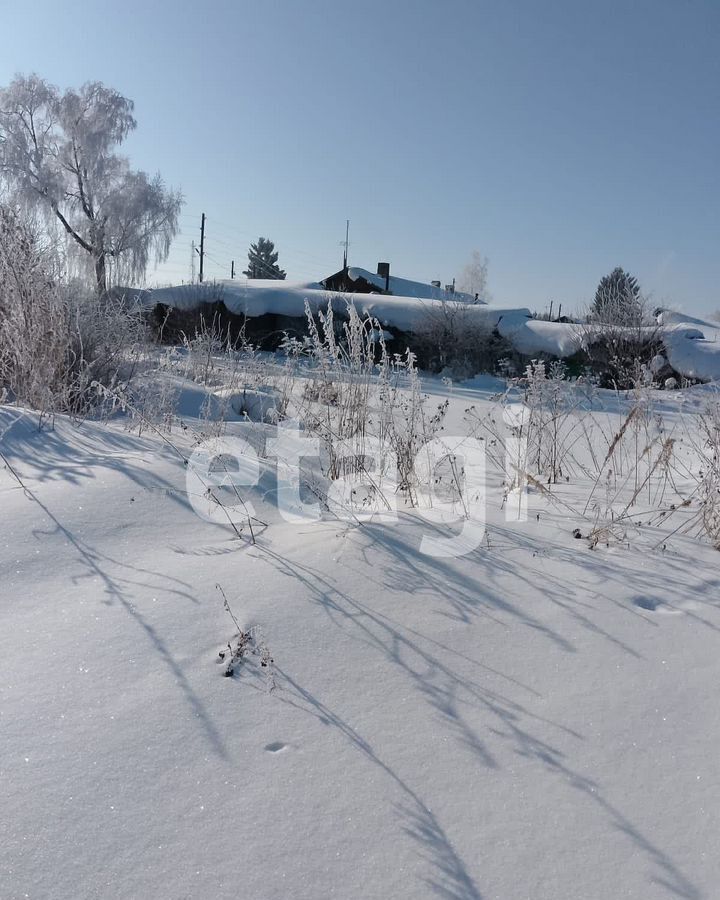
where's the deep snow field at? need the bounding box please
[2,365,720,900]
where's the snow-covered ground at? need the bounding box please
[2,369,720,900]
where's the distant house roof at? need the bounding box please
[321,265,483,304]
[150,279,526,333]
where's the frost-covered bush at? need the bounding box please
[693,401,720,549]
[292,300,448,502]
[0,205,146,416]
[517,360,580,484]
[0,207,69,411]
[467,360,585,489]
[297,299,384,480]
[578,294,663,391]
[411,301,514,378]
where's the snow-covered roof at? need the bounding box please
[344,267,480,304]
[146,282,720,384]
[149,279,528,333]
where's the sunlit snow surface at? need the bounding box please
[1,374,719,900]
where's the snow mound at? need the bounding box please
[149,282,720,384]
[655,311,720,383]
[149,279,531,334]
[497,316,584,357]
[498,313,720,384]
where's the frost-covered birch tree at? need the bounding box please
[0,74,182,295]
[457,250,491,303]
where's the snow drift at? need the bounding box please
[147,281,720,384]
[149,279,531,334]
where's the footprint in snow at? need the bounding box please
[264,741,287,753]
[632,596,686,615]
[633,596,659,611]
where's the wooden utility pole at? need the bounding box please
[199,213,206,283]
[231,260,235,279]
[342,219,350,271]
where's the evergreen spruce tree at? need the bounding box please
[243,237,286,279]
[591,267,642,324]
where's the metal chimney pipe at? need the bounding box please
[377,262,390,292]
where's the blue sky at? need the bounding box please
[1,0,719,314]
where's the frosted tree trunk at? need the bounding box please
[94,252,107,297]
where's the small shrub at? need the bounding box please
[411,301,515,377]
[0,205,146,417]
[216,585,274,690]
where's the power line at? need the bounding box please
[244,247,287,279]
[164,213,343,285]
[178,212,339,271]
[203,233,327,279]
